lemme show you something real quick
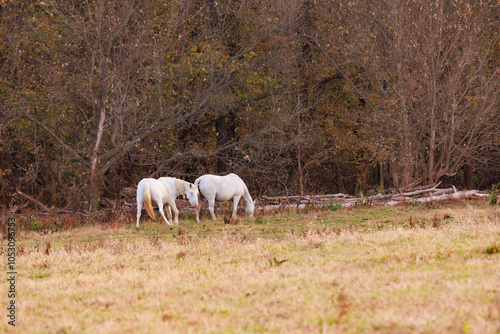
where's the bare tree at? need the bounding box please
[314,0,500,187]
[16,0,287,208]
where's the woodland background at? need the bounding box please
[1,0,499,212]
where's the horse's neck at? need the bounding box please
[174,179,188,196]
[241,184,253,204]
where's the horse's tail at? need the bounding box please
[143,181,155,219]
[194,177,205,199]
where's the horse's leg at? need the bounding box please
[136,201,143,228]
[232,195,241,218]
[195,192,201,222]
[195,204,200,222]
[166,205,172,222]
[169,200,179,225]
[208,198,217,221]
[157,201,171,226]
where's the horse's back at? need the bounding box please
[196,173,247,201]
[158,177,175,193]
[225,173,244,185]
[195,174,218,198]
[158,176,190,200]
[138,178,168,202]
[137,178,155,195]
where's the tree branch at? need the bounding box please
[22,110,88,166]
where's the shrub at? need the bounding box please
[327,201,342,212]
[487,186,497,205]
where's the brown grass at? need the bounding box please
[1,203,499,333]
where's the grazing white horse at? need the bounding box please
[158,177,199,224]
[136,178,174,228]
[136,177,199,228]
[194,173,254,221]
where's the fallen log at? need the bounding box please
[258,186,489,211]
[261,193,351,205]
[17,190,50,212]
[14,190,76,214]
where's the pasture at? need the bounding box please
[1,201,499,333]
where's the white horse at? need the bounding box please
[136,178,174,228]
[194,173,254,221]
[158,177,199,224]
[135,177,198,228]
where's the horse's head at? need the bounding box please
[186,183,199,208]
[246,199,255,218]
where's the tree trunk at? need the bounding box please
[89,106,106,210]
[49,161,58,207]
[397,60,411,186]
[378,162,385,189]
[216,115,228,175]
[297,111,304,196]
[464,164,473,190]
[391,167,399,190]
[428,106,436,184]
[89,49,109,211]
[295,0,313,196]
[402,100,411,186]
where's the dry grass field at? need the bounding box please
[1,201,499,333]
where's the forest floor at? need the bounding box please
[1,200,499,333]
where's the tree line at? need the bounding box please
[1,0,499,212]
